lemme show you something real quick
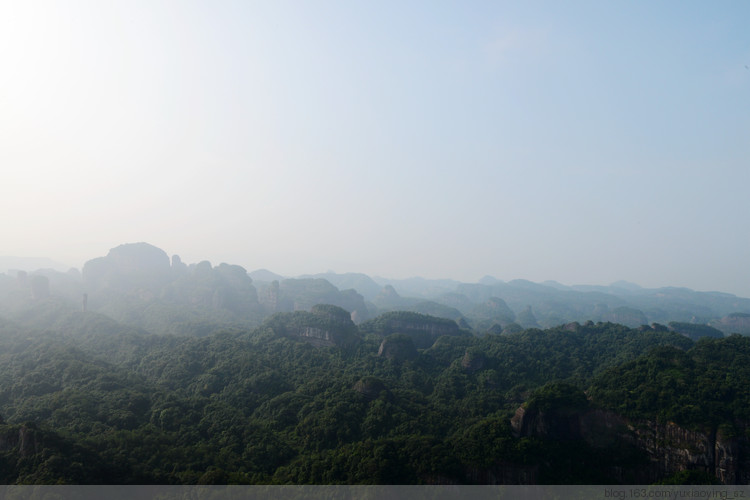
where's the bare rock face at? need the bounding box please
[353,377,390,401]
[511,404,750,484]
[350,309,365,324]
[265,304,360,348]
[714,313,750,335]
[259,280,281,312]
[377,334,417,362]
[171,254,188,276]
[0,424,42,458]
[510,404,587,442]
[715,429,744,484]
[296,326,336,347]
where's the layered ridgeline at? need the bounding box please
[0,243,749,484]
[2,242,750,336]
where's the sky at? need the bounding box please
[1,1,749,296]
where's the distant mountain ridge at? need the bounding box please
[0,256,70,273]
[2,244,750,484]
[2,242,750,336]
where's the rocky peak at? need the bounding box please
[511,399,750,484]
[83,242,171,293]
[171,254,188,276]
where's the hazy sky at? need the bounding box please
[1,1,749,296]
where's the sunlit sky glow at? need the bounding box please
[1,1,749,296]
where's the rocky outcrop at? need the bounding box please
[0,424,42,458]
[511,405,591,442]
[713,313,750,335]
[81,244,263,320]
[83,242,172,293]
[353,377,390,401]
[511,404,750,484]
[621,420,750,484]
[391,323,454,348]
[160,260,260,315]
[715,429,744,484]
[461,349,486,373]
[171,254,188,276]
[296,326,337,347]
[264,304,360,348]
[563,322,580,332]
[377,334,418,361]
[259,280,281,312]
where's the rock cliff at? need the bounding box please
[511,404,750,484]
[0,424,42,458]
[359,311,468,349]
[713,313,750,335]
[352,377,391,401]
[263,304,360,348]
[377,333,418,361]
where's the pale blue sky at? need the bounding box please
[1,1,749,296]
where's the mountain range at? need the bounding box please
[1,242,750,485]
[2,242,749,336]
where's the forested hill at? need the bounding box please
[0,243,749,484]
[0,298,748,484]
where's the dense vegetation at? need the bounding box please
[2,295,742,484]
[1,244,749,484]
[589,335,750,430]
